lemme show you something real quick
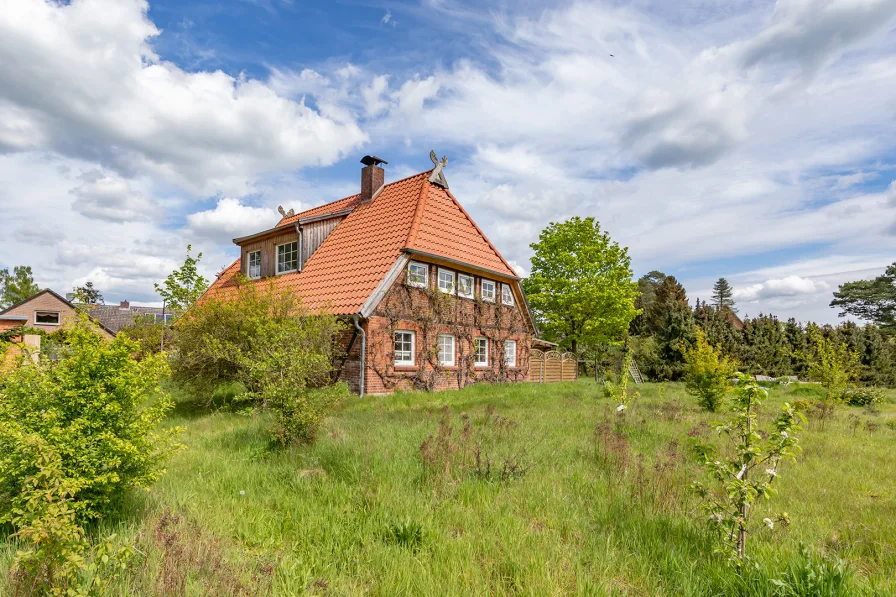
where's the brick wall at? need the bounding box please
[1,291,114,339]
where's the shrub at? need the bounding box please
[172,279,346,444]
[807,333,858,402]
[683,328,737,411]
[119,317,172,360]
[839,386,883,407]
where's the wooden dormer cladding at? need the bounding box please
[239,228,297,279]
[297,211,349,270]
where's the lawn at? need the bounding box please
[4,381,896,595]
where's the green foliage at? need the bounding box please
[806,331,858,402]
[153,244,209,314]
[830,263,896,334]
[604,350,640,414]
[119,316,170,361]
[684,329,737,412]
[691,375,805,563]
[385,518,424,549]
[172,279,346,444]
[839,386,883,407]
[0,265,41,309]
[523,216,639,351]
[71,281,103,305]
[0,317,179,523]
[740,315,793,377]
[711,277,737,313]
[652,276,697,381]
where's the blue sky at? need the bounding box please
[1,0,895,323]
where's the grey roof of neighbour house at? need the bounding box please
[83,304,174,334]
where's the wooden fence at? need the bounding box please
[529,350,578,383]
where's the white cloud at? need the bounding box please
[186,198,278,243]
[0,0,368,195]
[735,275,830,302]
[69,171,157,223]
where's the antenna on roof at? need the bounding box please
[428,150,449,188]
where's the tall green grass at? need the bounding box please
[3,381,896,595]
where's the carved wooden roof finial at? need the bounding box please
[428,150,449,188]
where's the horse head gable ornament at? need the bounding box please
[428,150,449,188]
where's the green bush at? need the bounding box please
[268,383,349,446]
[683,328,737,412]
[839,386,883,407]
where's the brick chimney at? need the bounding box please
[119,300,130,310]
[359,155,387,203]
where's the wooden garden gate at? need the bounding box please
[530,350,578,383]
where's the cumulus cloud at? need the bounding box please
[186,198,278,243]
[0,0,368,194]
[69,171,157,223]
[735,276,830,302]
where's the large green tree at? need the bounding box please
[711,277,737,313]
[0,266,41,308]
[72,281,104,305]
[523,217,639,352]
[831,263,896,334]
[154,245,209,314]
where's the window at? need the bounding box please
[502,283,515,306]
[474,337,489,366]
[34,311,60,325]
[438,334,455,366]
[457,273,474,299]
[407,261,428,288]
[504,340,517,367]
[248,250,261,279]
[276,242,298,274]
[394,331,415,366]
[481,279,496,302]
[438,268,455,294]
[154,313,176,325]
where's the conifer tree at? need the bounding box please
[711,277,737,313]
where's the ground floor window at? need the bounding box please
[394,330,415,365]
[474,337,488,366]
[438,334,455,366]
[504,340,517,367]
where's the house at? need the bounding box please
[203,154,542,395]
[0,289,115,339]
[83,301,175,334]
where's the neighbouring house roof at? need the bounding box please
[83,304,170,334]
[204,171,522,317]
[0,289,117,336]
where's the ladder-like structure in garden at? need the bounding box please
[628,358,644,385]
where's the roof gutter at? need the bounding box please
[352,314,366,397]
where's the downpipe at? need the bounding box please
[352,315,366,397]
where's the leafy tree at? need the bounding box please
[171,279,348,444]
[71,281,104,305]
[154,245,209,314]
[692,375,804,564]
[0,265,41,308]
[711,277,737,313]
[684,328,737,412]
[807,330,858,403]
[830,263,896,334]
[523,217,639,352]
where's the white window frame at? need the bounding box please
[504,340,517,367]
[33,310,61,326]
[438,334,455,366]
[247,250,262,279]
[276,241,298,275]
[438,268,456,294]
[457,273,474,299]
[407,261,428,288]
[474,337,489,367]
[481,279,496,303]
[501,283,515,306]
[394,330,415,366]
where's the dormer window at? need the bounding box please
[276,242,298,274]
[248,250,261,279]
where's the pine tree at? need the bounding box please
[711,277,737,313]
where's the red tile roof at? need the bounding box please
[204,172,518,315]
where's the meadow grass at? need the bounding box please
[3,380,896,595]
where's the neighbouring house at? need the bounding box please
[82,301,175,334]
[0,289,115,339]
[203,154,550,395]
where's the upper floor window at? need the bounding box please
[504,340,517,367]
[502,283,515,306]
[438,334,455,366]
[438,268,455,294]
[34,311,60,325]
[481,279,496,302]
[248,250,261,279]
[457,273,474,299]
[394,331,415,366]
[276,242,298,274]
[407,261,428,288]
[474,337,489,366]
